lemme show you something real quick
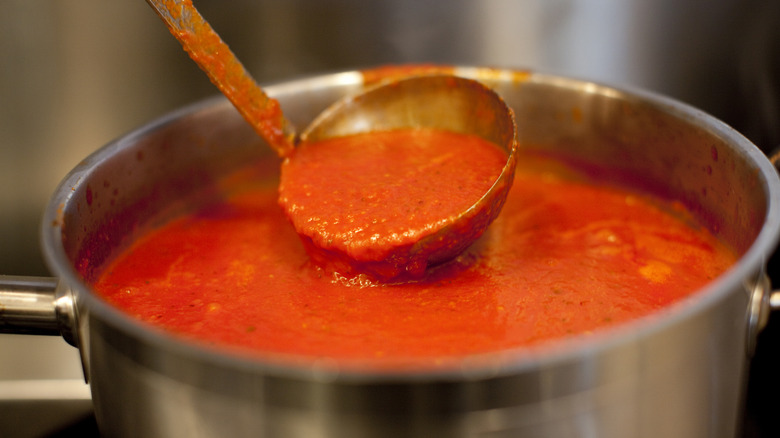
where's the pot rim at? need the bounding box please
[41,67,780,383]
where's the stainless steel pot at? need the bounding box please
[2,67,780,438]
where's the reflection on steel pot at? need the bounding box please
[2,67,780,438]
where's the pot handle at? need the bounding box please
[745,149,780,356]
[0,275,79,347]
[762,151,780,318]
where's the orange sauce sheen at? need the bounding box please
[94,153,735,370]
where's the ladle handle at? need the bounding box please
[145,0,295,156]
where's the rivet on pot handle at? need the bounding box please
[0,275,80,347]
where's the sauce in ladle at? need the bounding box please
[280,129,509,280]
[145,0,517,280]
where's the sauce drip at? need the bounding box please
[94,154,736,370]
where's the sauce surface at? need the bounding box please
[94,154,735,370]
[279,129,508,279]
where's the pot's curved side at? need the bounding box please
[85,285,751,438]
[40,69,780,438]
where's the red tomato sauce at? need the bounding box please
[279,129,509,279]
[94,153,735,370]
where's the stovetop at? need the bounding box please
[0,336,96,438]
[0,398,96,438]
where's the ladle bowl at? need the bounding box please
[295,74,518,279]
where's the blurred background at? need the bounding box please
[1,0,778,436]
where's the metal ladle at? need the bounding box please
[146,0,518,279]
